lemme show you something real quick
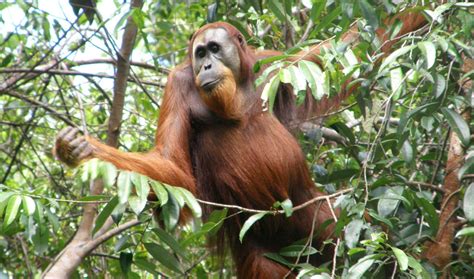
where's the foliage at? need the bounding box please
[0,0,473,277]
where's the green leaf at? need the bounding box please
[131,7,145,29]
[117,171,132,204]
[112,201,126,224]
[347,255,376,279]
[414,195,439,232]
[391,247,408,271]
[119,252,133,275]
[93,196,119,235]
[153,228,187,259]
[45,207,60,232]
[22,196,36,216]
[390,64,403,100]
[0,53,14,67]
[359,0,378,29]
[407,256,430,279]
[288,65,307,95]
[150,181,169,205]
[367,210,394,229]
[441,108,470,146]
[239,212,268,243]
[128,195,147,215]
[348,247,366,256]
[197,208,228,236]
[131,173,150,199]
[176,188,201,218]
[401,140,414,164]
[418,41,436,69]
[310,0,326,21]
[299,60,325,100]
[0,192,13,204]
[115,235,131,252]
[459,157,474,180]
[254,55,289,73]
[114,9,133,36]
[433,73,446,98]
[182,210,228,248]
[345,219,363,249]
[421,116,436,132]
[279,68,292,84]
[165,185,185,207]
[280,199,293,217]
[312,6,342,36]
[161,193,180,230]
[379,45,416,73]
[263,252,293,266]
[255,61,286,87]
[463,183,474,221]
[397,102,438,136]
[0,196,10,217]
[134,258,159,276]
[267,1,288,23]
[378,187,404,217]
[260,75,280,113]
[4,195,21,226]
[101,162,117,188]
[318,169,359,184]
[279,245,318,257]
[82,158,99,182]
[456,227,474,238]
[144,242,183,274]
[332,122,355,144]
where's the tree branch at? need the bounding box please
[2,90,76,127]
[43,1,144,277]
[85,219,142,252]
[196,188,353,214]
[70,58,169,74]
[0,68,163,87]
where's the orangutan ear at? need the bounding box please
[237,34,245,47]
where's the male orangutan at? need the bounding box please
[55,14,426,278]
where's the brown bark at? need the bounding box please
[422,63,472,275]
[42,1,144,277]
[422,131,465,270]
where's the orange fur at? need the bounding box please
[196,67,241,119]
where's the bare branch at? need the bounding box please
[0,68,163,88]
[2,90,76,127]
[70,58,169,74]
[196,188,353,214]
[85,219,142,251]
[407,181,445,193]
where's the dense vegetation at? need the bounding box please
[0,0,472,277]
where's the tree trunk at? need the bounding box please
[42,0,143,277]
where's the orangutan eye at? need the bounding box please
[208,42,220,53]
[196,47,206,58]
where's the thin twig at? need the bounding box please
[407,181,444,193]
[431,129,451,184]
[90,252,120,260]
[86,219,142,251]
[16,235,33,277]
[1,77,53,183]
[70,58,169,74]
[0,68,164,87]
[2,90,77,127]
[196,188,353,214]
[331,238,340,278]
